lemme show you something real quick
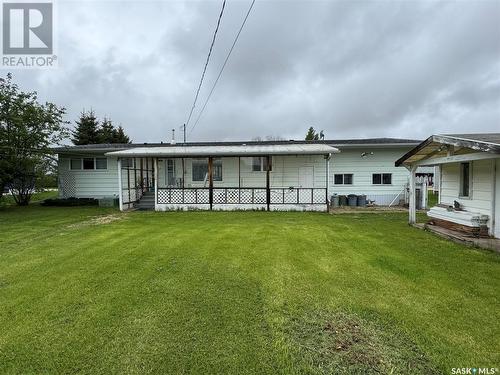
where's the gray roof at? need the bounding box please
[444,133,500,145]
[395,133,500,166]
[106,144,339,157]
[54,137,421,154]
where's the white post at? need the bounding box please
[154,157,158,211]
[409,165,417,224]
[325,153,331,207]
[117,158,123,211]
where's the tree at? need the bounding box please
[97,117,115,143]
[0,73,68,205]
[72,110,99,145]
[305,127,324,141]
[112,125,131,144]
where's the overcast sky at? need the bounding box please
[5,0,500,143]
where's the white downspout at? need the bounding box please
[117,158,123,211]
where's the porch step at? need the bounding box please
[135,192,155,210]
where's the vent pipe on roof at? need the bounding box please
[171,129,176,145]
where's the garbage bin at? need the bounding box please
[339,195,347,206]
[357,194,367,207]
[330,194,339,208]
[348,194,358,207]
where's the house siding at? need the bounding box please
[58,155,119,198]
[329,147,412,204]
[440,159,495,217]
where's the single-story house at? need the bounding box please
[396,133,500,239]
[54,138,423,212]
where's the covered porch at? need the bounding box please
[107,143,338,211]
[395,134,500,239]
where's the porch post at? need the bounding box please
[408,164,417,224]
[325,153,331,209]
[154,157,158,211]
[117,158,123,211]
[208,157,213,210]
[266,155,271,211]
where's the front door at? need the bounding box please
[299,166,314,187]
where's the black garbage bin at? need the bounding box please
[348,194,357,207]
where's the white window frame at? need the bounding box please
[459,162,472,199]
[372,173,392,185]
[69,157,108,171]
[334,173,353,185]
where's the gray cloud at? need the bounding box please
[5,0,500,143]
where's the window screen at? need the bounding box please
[70,159,81,170]
[95,158,107,169]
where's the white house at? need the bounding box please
[54,138,422,212]
[396,134,500,239]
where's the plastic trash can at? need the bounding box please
[348,194,358,207]
[330,194,339,208]
[357,195,367,207]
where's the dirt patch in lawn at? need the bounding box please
[67,214,125,229]
[286,310,436,374]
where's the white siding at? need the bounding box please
[157,155,329,188]
[329,147,412,204]
[58,155,119,198]
[440,159,495,217]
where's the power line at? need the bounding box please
[190,0,256,136]
[185,0,227,129]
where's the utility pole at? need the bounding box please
[182,124,186,143]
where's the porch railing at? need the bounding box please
[157,187,327,206]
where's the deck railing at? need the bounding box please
[157,187,326,206]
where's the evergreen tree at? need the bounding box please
[97,117,115,143]
[305,126,324,141]
[113,126,131,144]
[72,110,99,145]
[305,126,318,140]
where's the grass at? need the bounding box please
[0,205,498,374]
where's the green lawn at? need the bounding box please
[0,205,498,374]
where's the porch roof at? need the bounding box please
[395,133,500,167]
[105,144,339,157]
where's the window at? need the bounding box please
[70,159,81,170]
[83,158,94,170]
[95,158,107,170]
[460,162,470,197]
[213,159,222,181]
[252,156,272,172]
[192,159,207,182]
[373,173,392,185]
[166,159,176,186]
[382,173,392,185]
[70,157,107,170]
[122,158,135,168]
[192,158,223,182]
[334,173,353,185]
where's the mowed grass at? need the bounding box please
[0,206,498,374]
